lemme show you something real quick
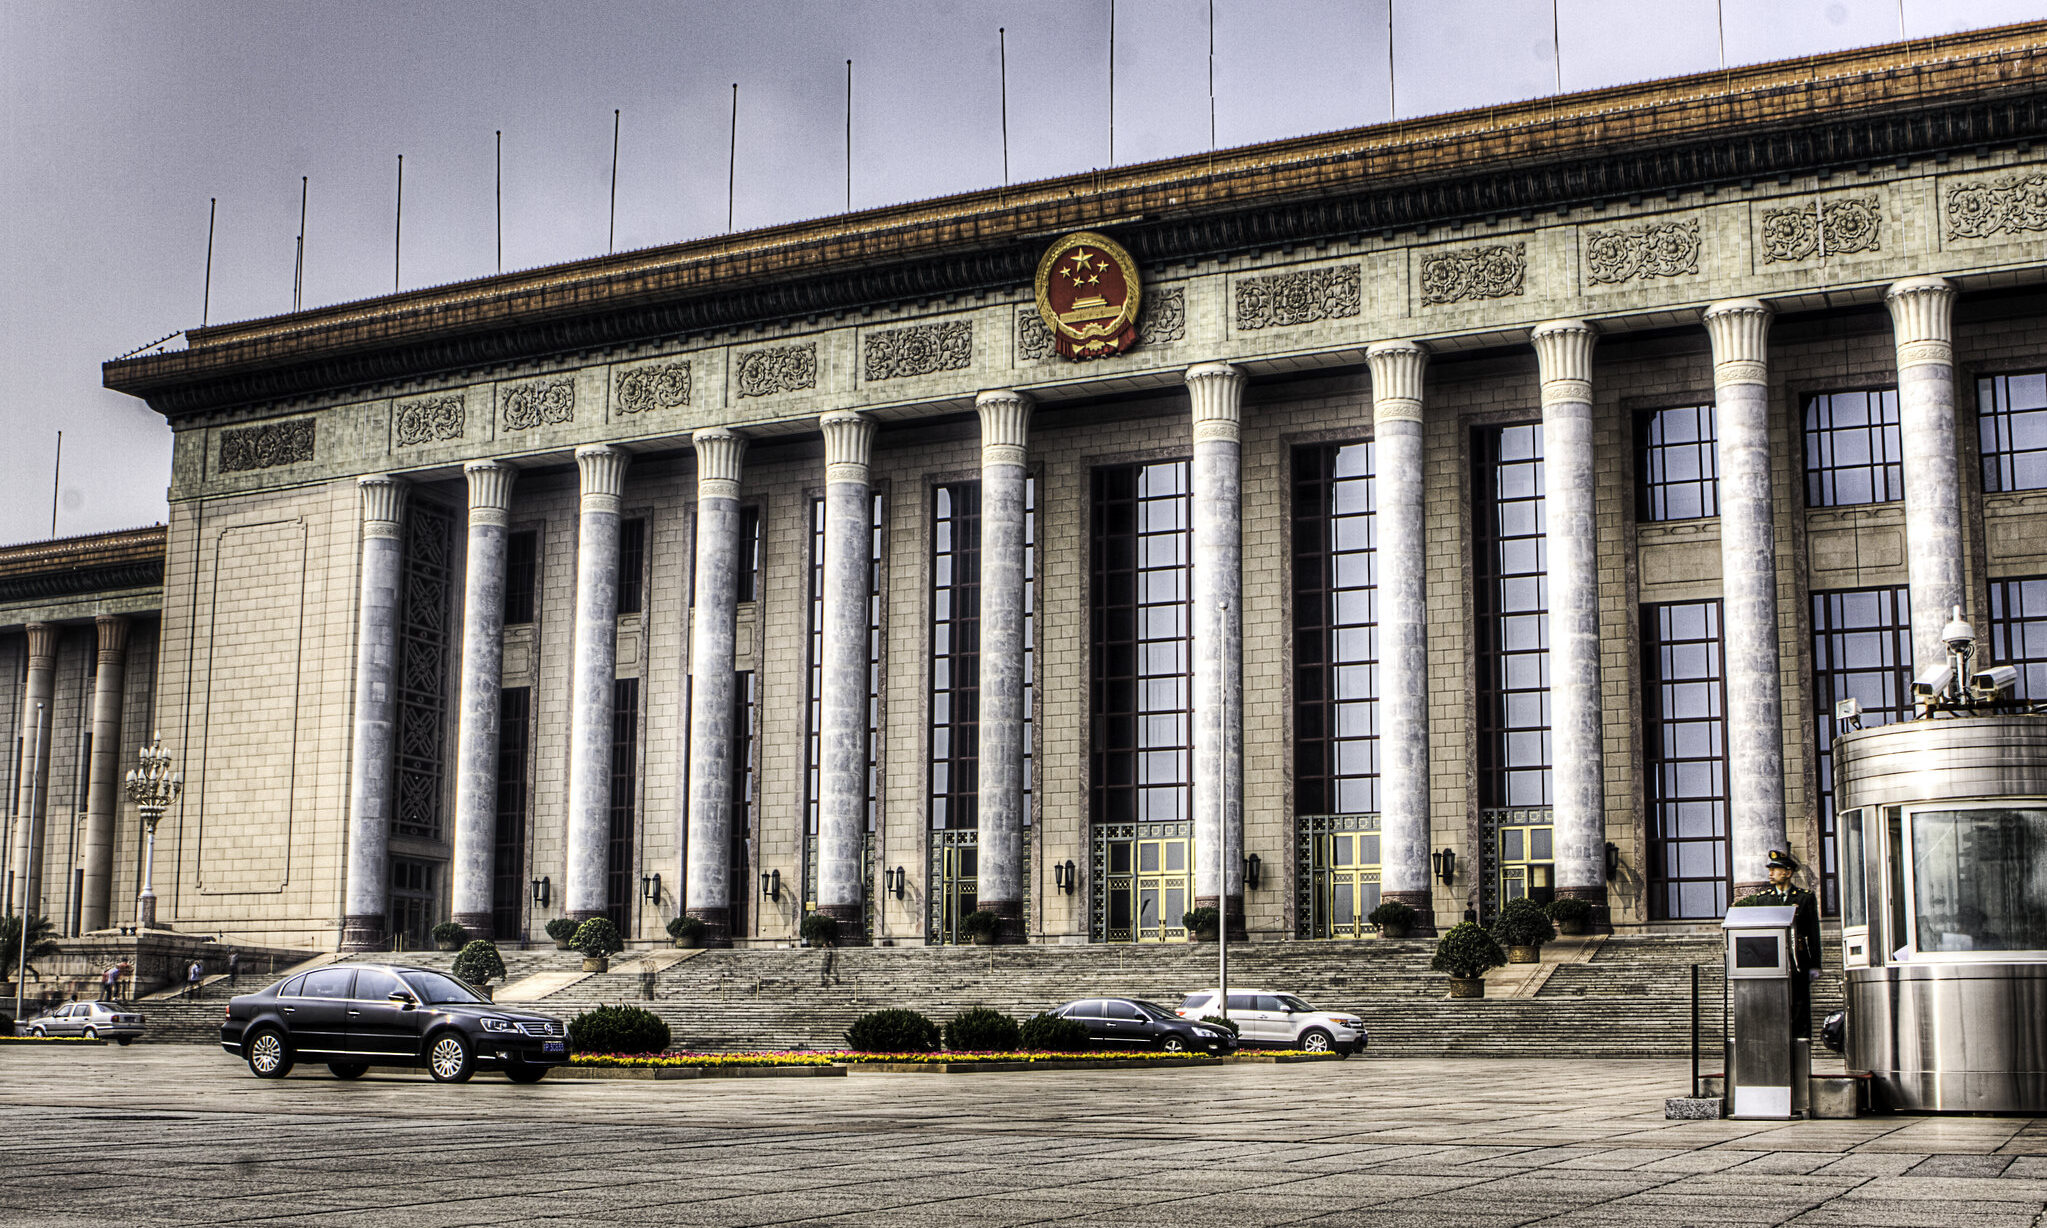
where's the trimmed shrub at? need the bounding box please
[845,1008,940,1053]
[1490,897,1557,949]
[667,915,707,941]
[1018,1012,1091,1052]
[567,1004,671,1055]
[1431,922,1507,980]
[959,909,1000,940]
[571,916,624,958]
[1199,1015,1240,1037]
[944,1006,1021,1051]
[1544,897,1593,925]
[1182,906,1221,934]
[431,920,469,945]
[1368,901,1419,932]
[801,912,841,947]
[543,917,579,943]
[451,939,506,987]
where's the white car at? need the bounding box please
[1176,989,1366,1056]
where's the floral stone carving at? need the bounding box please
[1584,220,1700,285]
[1760,197,1882,263]
[1137,287,1187,344]
[220,419,316,473]
[1235,265,1362,330]
[393,396,464,447]
[1017,309,1054,361]
[615,362,691,415]
[500,379,575,431]
[735,343,817,398]
[1945,173,2047,240]
[1419,243,1526,305]
[863,322,972,382]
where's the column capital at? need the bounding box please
[462,460,517,527]
[1703,298,1773,384]
[574,444,630,514]
[1886,276,1957,367]
[94,614,131,663]
[692,428,748,499]
[1531,319,1597,392]
[1366,341,1428,423]
[819,410,875,484]
[357,475,409,539]
[24,621,57,667]
[975,389,1034,466]
[1185,362,1245,443]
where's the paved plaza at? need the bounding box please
[1,1048,2044,1226]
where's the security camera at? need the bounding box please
[1971,665,2019,696]
[1912,663,1955,698]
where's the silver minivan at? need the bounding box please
[1176,988,1366,1055]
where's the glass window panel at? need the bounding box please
[1811,586,1912,915]
[1910,808,2047,952]
[1806,389,1902,507]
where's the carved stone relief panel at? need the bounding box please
[735,342,818,398]
[1017,308,1053,361]
[219,419,316,473]
[1759,196,1882,263]
[499,378,575,432]
[1583,220,1700,285]
[615,362,691,415]
[1419,242,1526,305]
[393,395,464,447]
[1944,172,2047,241]
[1137,286,1187,345]
[1234,264,1361,330]
[863,321,972,382]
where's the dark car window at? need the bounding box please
[1276,994,1315,1013]
[300,968,355,999]
[1106,1001,1142,1021]
[354,969,403,1001]
[1226,993,1258,1011]
[1066,999,1105,1020]
[400,970,485,1004]
[1256,995,1288,1013]
[1179,993,1212,1012]
[278,974,308,998]
[1130,1000,1177,1021]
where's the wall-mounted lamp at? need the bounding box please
[1431,848,1457,888]
[886,866,906,898]
[640,872,662,903]
[760,869,781,902]
[1053,859,1076,894]
[530,876,551,908]
[1604,841,1621,880]
[1243,853,1262,890]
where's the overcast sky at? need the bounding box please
[4,0,2044,546]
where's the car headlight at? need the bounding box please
[479,1018,519,1034]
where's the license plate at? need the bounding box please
[542,1041,565,1055]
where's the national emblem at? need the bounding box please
[1034,231,1142,361]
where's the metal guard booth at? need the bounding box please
[1834,714,2047,1113]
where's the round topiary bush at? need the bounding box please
[1490,897,1557,950]
[1182,906,1221,939]
[944,1006,1021,1051]
[1431,921,1507,980]
[567,1004,671,1055]
[1368,900,1420,936]
[959,909,1001,943]
[801,912,841,947]
[451,939,506,987]
[667,915,707,942]
[844,1008,940,1052]
[431,920,469,948]
[1544,897,1593,924]
[544,917,578,943]
[571,916,624,958]
[1018,1012,1091,1052]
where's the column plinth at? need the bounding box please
[974,390,1032,944]
[685,428,748,949]
[342,477,409,951]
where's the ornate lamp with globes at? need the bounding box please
[122,732,182,931]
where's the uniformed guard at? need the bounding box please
[1753,849,1822,1036]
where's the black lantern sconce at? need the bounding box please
[1431,848,1457,888]
[1243,853,1263,890]
[886,866,906,898]
[1604,841,1621,880]
[530,876,551,908]
[1053,859,1077,894]
[640,872,662,904]
[760,869,781,901]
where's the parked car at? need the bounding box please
[220,963,567,1083]
[1175,989,1367,1055]
[1049,997,1238,1054]
[22,1000,145,1044]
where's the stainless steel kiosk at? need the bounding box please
[1722,906,1809,1119]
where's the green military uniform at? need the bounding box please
[1753,850,1822,1036]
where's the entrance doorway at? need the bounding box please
[931,834,978,945]
[1497,820,1555,907]
[1099,832,1189,942]
[1313,830,1382,938]
[389,858,439,951]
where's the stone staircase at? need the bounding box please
[141,935,1845,1058]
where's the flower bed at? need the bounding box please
[570,1050,837,1069]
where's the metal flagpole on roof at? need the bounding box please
[727,84,739,233]
[496,130,503,274]
[394,154,404,293]
[202,198,216,327]
[999,29,1011,187]
[846,60,854,213]
[608,109,621,254]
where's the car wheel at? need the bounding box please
[327,1061,369,1080]
[426,1031,475,1083]
[1298,1028,1334,1053]
[1158,1034,1188,1054]
[83,1027,99,1040]
[505,1061,548,1084]
[245,1028,294,1079]
[116,1038,134,1047]
[28,1026,44,1037]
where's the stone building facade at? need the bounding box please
[15,23,2045,951]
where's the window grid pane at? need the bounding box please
[616,518,647,615]
[1979,373,2047,493]
[1638,404,1719,522]
[1643,601,1730,919]
[489,686,531,940]
[1810,585,1912,915]
[1989,577,2047,702]
[606,676,640,930]
[1804,389,1902,508]
[1292,441,1379,815]
[1091,461,1192,826]
[504,530,538,625]
[930,481,1037,832]
[1475,425,1551,808]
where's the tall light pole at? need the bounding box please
[123,733,182,931]
[1217,598,1230,1028]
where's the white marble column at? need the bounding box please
[816,410,875,938]
[974,390,1032,944]
[7,623,56,919]
[341,477,408,950]
[685,428,748,946]
[1705,300,1789,894]
[564,444,630,922]
[449,461,516,937]
[1888,277,1965,674]
[79,615,129,933]
[1532,321,1608,913]
[1187,362,1246,938]
[1366,342,1435,933]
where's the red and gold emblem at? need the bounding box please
[1035,231,1142,361]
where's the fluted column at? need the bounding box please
[1187,362,1246,939]
[342,477,408,950]
[1888,277,1965,674]
[1367,342,1435,934]
[817,411,875,937]
[974,390,1032,944]
[79,616,130,932]
[1532,321,1607,914]
[8,623,57,919]
[685,428,748,946]
[1705,300,1788,894]
[449,461,516,937]
[565,445,630,922]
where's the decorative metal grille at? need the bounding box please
[925,827,1033,944]
[1090,820,1191,943]
[1479,806,1552,923]
[393,500,454,841]
[1292,814,1381,939]
[803,831,875,934]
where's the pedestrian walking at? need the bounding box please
[186,959,204,998]
[227,951,240,985]
[101,963,119,1001]
[116,960,133,1001]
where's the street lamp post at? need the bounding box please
[123,733,182,931]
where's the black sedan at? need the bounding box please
[221,963,567,1083]
[1050,997,1238,1054]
